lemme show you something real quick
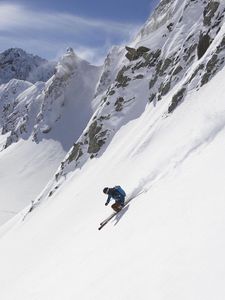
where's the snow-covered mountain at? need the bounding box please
[1,47,102,150]
[46,0,225,189]
[0,47,102,224]
[0,48,56,84]
[1,0,225,299]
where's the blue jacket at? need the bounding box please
[105,186,126,205]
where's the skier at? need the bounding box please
[103,186,126,212]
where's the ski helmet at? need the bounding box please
[103,187,109,194]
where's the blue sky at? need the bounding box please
[0,0,159,64]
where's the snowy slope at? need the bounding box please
[0,48,102,224]
[0,79,67,224]
[50,0,225,185]
[0,60,225,299]
[0,139,65,225]
[0,0,225,299]
[1,48,102,150]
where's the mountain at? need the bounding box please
[0,47,102,224]
[1,47,102,150]
[48,0,225,185]
[0,48,56,84]
[1,0,225,299]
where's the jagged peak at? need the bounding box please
[0,47,46,62]
[134,0,185,42]
[0,47,56,84]
[55,47,99,79]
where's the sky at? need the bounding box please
[0,0,159,65]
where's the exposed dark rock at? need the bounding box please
[42,126,51,134]
[153,49,161,60]
[132,49,161,71]
[116,66,131,87]
[188,64,205,83]
[67,143,83,163]
[98,115,111,121]
[108,89,115,96]
[19,124,26,134]
[137,46,150,55]
[101,96,107,104]
[132,61,145,71]
[149,75,158,89]
[2,104,11,113]
[159,58,172,76]
[212,10,225,30]
[186,33,194,42]
[125,46,139,61]
[203,1,220,26]
[115,97,125,111]
[201,54,219,86]
[216,35,225,54]
[149,94,156,103]
[88,121,101,139]
[167,23,174,32]
[168,88,186,113]
[125,46,150,61]
[143,49,161,67]
[87,121,107,154]
[187,55,196,65]
[0,48,55,84]
[184,44,197,61]
[134,74,144,80]
[156,60,163,74]
[172,65,183,75]
[4,133,18,149]
[48,191,53,197]
[197,33,212,59]
[159,81,171,97]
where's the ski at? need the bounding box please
[98,211,118,230]
[98,190,145,230]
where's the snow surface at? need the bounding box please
[0,48,101,224]
[1,0,225,298]
[0,52,225,299]
[0,138,66,225]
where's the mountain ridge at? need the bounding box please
[0,47,102,223]
[46,0,225,187]
[0,47,56,84]
[1,1,225,298]
[1,0,225,218]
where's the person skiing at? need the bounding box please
[103,186,126,212]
